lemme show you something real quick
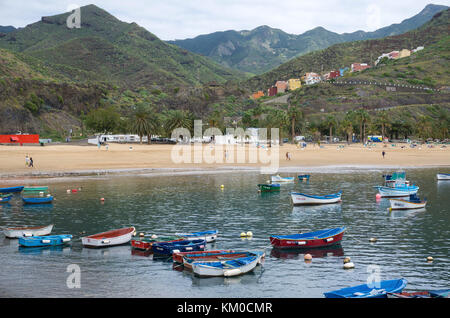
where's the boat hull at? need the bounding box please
[270,227,346,249]
[82,227,135,248]
[0,186,24,193]
[291,192,342,205]
[19,235,73,247]
[176,230,218,243]
[324,279,408,298]
[437,173,450,180]
[271,176,295,183]
[191,254,263,277]
[4,224,54,239]
[258,184,281,192]
[375,186,419,197]
[22,196,54,204]
[0,195,13,203]
[152,239,206,256]
[173,249,235,265]
[131,237,183,251]
[389,199,427,210]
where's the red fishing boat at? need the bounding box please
[270,227,346,249]
[131,236,183,251]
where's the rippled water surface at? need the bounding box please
[0,168,449,297]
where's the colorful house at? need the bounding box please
[252,91,264,99]
[288,78,302,90]
[275,81,288,93]
[351,63,371,72]
[304,73,321,85]
[267,86,278,97]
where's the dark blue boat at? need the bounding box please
[152,239,206,255]
[0,186,24,193]
[22,196,54,204]
[298,175,311,181]
[324,279,407,298]
[0,194,13,203]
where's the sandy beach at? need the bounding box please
[0,142,449,180]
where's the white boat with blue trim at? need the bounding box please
[271,175,295,183]
[437,173,450,180]
[291,191,342,205]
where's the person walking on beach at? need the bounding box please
[29,157,34,168]
[25,154,30,167]
[382,151,386,159]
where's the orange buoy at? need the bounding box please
[304,254,312,261]
[100,198,105,201]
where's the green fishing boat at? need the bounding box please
[258,183,281,192]
[23,186,49,192]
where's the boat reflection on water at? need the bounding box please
[270,244,344,260]
[131,249,153,257]
[22,203,54,212]
[390,208,427,219]
[81,244,131,258]
[292,203,342,214]
[18,245,71,255]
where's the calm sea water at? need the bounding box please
[0,167,449,298]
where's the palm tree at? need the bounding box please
[376,110,391,140]
[339,119,354,144]
[355,109,370,144]
[164,110,193,136]
[417,115,433,140]
[287,104,303,143]
[132,107,151,144]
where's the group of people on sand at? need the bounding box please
[25,154,34,168]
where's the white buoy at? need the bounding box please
[344,262,355,269]
[151,234,158,239]
[246,231,253,237]
[427,257,434,262]
[370,238,378,243]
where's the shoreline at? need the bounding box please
[0,164,449,184]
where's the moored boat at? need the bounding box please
[19,234,73,248]
[4,224,54,238]
[389,194,427,210]
[175,230,218,243]
[324,279,407,298]
[183,251,265,270]
[387,289,450,298]
[291,191,342,205]
[271,175,295,183]
[22,195,54,204]
[0,186,24,193]
[270,227,346,249]
[298,175,310,181]
[152,239,206,256]
[131,236,183,251]
[375,185,419,197]
[258,183,281,192]
[437,173,450,180]
[173,249,235,264]
[82,227,136,248]
[23,186,49,192]
[0,194,13,203]
[191,252,264,277]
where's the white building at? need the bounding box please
[304,72,321,85]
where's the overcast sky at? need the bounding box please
[0,0,448,40]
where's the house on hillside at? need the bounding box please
[303,73,321,85]
[252,91,264,99]
[351,63,371,72]
[267,86,278,97]
[288,78,302,90]
[324,70,340,80]
[412,46,424,53]
[398,49,411,59]
[275,81,288,93]
[388,51,400,59]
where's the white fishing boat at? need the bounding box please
[82,227,135,248]
[191,252,264,277]
[375,185,419,197]
[291,191,342,205]
[3,224,54,239]
[389,194,427,210]
[271,175,295,183]
[437,173,450,180]
[175,230,218,243]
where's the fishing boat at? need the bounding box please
[0,194,13,203]
[388,289,450,298]
[4,224,54,238]
[191,252,264,277]
[131,236,183,251]
[291,191,342,205]
[23,186,49,192]
[173,249,236,264]
[19,234,73,248]
[22,195,54,204]
[0,186,24,193]
[270,227,346,249]
[152,239,206,256]
[324,279,407,298]
[383,172,410,186]
[389,194,427,210]
[437,173,450,180]
[271,175,295,183]
[258,183,281,192]
[175,230,218,243]
[298,175,311,181]
[375,185,419,197]
[183,251,265,271]
[82,227,136,248]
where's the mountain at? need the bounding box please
[0,26,16,34]
[169,4,448,74]
[0,4,242,88]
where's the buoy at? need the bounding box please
[427,257,434,262]
[220,185,224,189]
[240,232,247,238]
[100,198,105,202]
[246,231,253,237]
[343,257,351,264]
[370,238,378,243]
[151,234,158,239]
[376,194,382,199]
[304,254,312,261]
[133,231,137,236]
[344,262,355,269]
[139,233,145,237]
[67,189,71,193]
[72,189,78,193]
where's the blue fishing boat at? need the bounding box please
[19,234,73,248]
[175,230,218,243]
[0,194,13,203]
[0,186,24,193]
[22,196,54,204]
[324,279,407,298]
[191,253,264,277]
[152,239,206,255]
[298,175,310,181]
